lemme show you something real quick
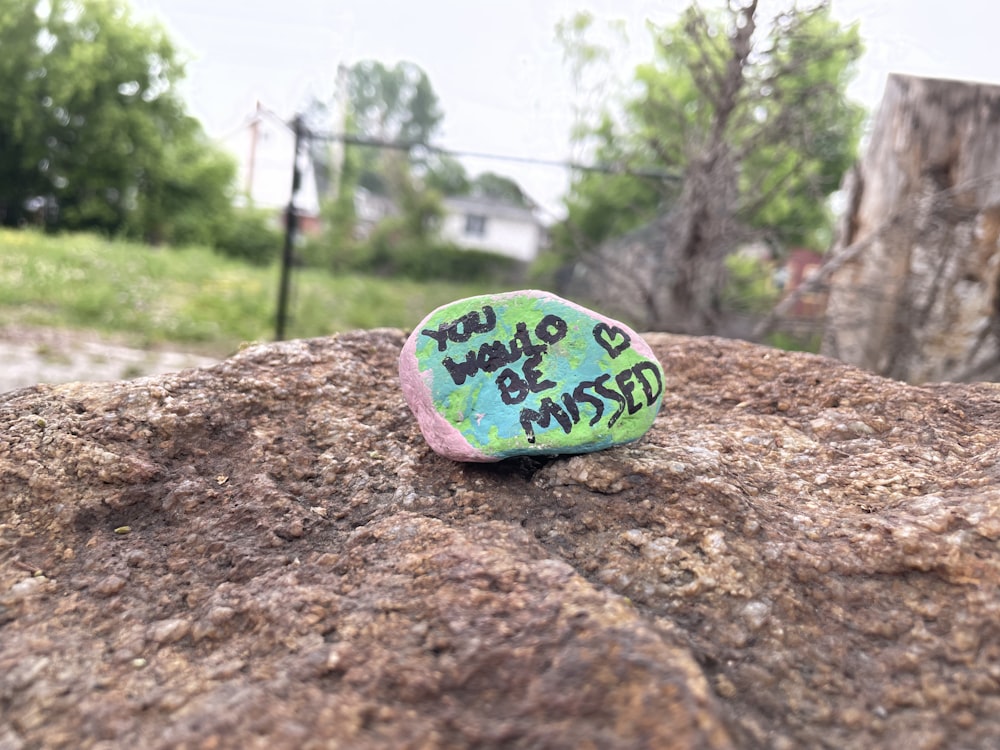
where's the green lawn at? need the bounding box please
[0,229,522,356]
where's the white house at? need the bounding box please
[440,194,545,263]
[354,186,396,230]
[221,103,322,235]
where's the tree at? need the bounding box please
[422,154,470,197]
[342,59,444,205]
[422,161,532,208]
[306,59,445,215]
[346,60,443,146]
[0,0,234,240]
[552,12,674,259]
[549,111,674,260]
[556,1,864,334]
[128,118,237,246]
[0,2,47,225]
[307,60,447,257]
[469,172,532,207]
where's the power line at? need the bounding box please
[271,111,684,341]
[305,129,683,182]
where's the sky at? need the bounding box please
[132,0,1000,221]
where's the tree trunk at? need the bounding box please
[648,148,742,334]
[562,3,759,336]
[822,73,1000,382]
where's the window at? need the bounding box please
[464,214,487,237]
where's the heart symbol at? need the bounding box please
[593,322,631,359]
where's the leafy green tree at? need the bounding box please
[129,118,237,246]
[347,60,443,146]
[555,1,864,333]
[631,1,863,247]
[421,161,532,209]
[303,59,450,272]
[422,154,470,197]
[343,59,444,202]
[469,172,532,207]
[0,0,234,241]
[552,11,671,257]
[306,60,445,216]
[0,3,46,225]
[549,112,673,258]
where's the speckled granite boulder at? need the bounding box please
[399,290,665,462]
[6,331,1000,748]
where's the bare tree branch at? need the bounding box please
[755,171,1000,340]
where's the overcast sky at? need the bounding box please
[132,0,1000,219]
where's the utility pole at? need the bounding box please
[328,64,349,201]
[246,100,262,198]
[275,114,303,341]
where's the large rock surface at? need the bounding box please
[2,329,1000,749]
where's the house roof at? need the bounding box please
[443,194,541,224]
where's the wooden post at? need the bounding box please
[275,115,303,342]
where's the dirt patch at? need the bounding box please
[0,326,218,394]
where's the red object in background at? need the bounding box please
[785,248,827,318]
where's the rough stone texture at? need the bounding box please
[3,329,1000,748]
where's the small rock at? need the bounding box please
[93,574,128,597]
[206,606,237,630]
[399,290,665,461]
[147,617,191,644]
[8,576,44,601]
[124,549,149,567]
[621,529,648,548]
[714,673,738,698]
[0,728,27,750]
[741,600,771,630]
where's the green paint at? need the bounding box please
[415,292,664,459]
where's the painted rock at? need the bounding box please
[399,290,665,462]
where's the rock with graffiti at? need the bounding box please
[399,290,665,461]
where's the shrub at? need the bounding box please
[302,222,523,284]
[365,230,522,283]
[214,208,283,266]
[721,253,780,314]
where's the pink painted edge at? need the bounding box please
[397,289,663,463]
[399,319,492,462]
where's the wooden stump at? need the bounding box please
[822,73,1000,382]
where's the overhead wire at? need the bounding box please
[300,127,684,183]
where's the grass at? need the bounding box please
[0,229,522,357]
